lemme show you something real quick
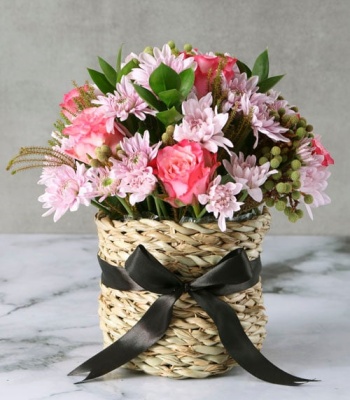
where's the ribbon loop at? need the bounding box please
[69,245,315,386]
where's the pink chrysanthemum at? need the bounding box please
[173,93,232,152]
[198,176,243,231]
[297,137,332,218]
[93,76,155,131]
[120,130,161,164]
[240,93,289,146]
[87,166,122,202]
[223,152,276,203]
[129,44,195,89]
[107,131,159,205]
[115,168,157,205]
[299,166,331,219]
[38,163,93,222]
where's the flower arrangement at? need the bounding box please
[7,41,334,231]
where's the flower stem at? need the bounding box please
[192,202,203,219]
[117,197,134,217]
[153,196,163,219]
[91,199,111,214]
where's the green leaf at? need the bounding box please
[133,84,166,111]
[117,58,139,83]
[258,74,285,93]
[179,68,195,98]
[220,174,234,184]
[98,57,117,87]
[156,106,182,126]
[149,63,181,95]
[116,45,123,72]
[87,68,115,94]
[252,49,269,82]
[158,89,182,108]
[236,60,252,78]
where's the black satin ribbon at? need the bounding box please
[69,245,314,385]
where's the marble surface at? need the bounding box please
[1,234,349,400]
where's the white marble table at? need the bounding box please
[1,234,349,399]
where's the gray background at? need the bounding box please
[1,0,349,235]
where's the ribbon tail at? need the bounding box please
[192,290,316,386]
[68,291,181,383]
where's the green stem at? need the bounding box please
[91,199,111,214]
[238,191,249,203]
[117,197,134,217]
[192,202,203,219]
[153,196,163,219]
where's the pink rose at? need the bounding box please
[193,54,237,98]
[60,85,90,121]
[62,107,126,164]
[153,140,217,206]
[312,137,334,166]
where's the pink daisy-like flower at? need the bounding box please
[297,136,332,218]
[198,176,243,231]
[87,166,122,202]
[93,76,155,131]
[299,166,331,219]
[38,163,93,222]
[129,44,195,89]
[120,130,161,164]
[111,166,157,205]
[223,152,277,203]
[240,93,289,147]
[173,93,232,152]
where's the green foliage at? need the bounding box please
[98,57,117,86]
[87,68,115,94]
[238,49,285,93]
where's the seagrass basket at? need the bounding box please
[96,207,271,379]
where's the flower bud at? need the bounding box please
[167,41,176,49]
[271,146,281,156]
[296,209,304,218]
[289,114,299,126]
[95,145,112,162]
[304,194,314,204]
[144,46,154,55]
[306,124,313,132]
[270,157,280,169]
[259,156,269,165]
[291,159,301,170]
[276,182,286,193]
[292,180,301,189]
[266,198,275,207]
[296,127,306,138]
[183,43,192,52]
[275,200,286,211]
[162,125,175,145]
[264,180,275,191]
[288,213,299,223]
[291,171,300,181]
[272,171,282,181]
[292,191,301,200]
[284,182,293,193]
[90,159,103,168]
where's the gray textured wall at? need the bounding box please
[1,0,349,234]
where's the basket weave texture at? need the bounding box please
[97,208,271,379]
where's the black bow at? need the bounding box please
[69,245,314,385]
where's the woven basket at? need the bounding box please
[97,207,271,379]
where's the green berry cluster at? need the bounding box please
[258,105,315,222]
